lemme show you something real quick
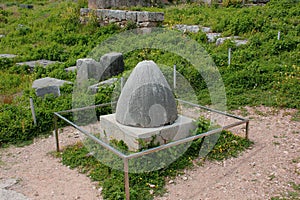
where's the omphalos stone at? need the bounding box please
[116,60,178,128]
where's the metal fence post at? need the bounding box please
[124,158,130,200]
[54,114,60,152]
[228,48,231,66]
[173,64,176,90]
[30,97,37,125]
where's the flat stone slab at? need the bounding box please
[0,178,18,189]
[99,114,196,151]
[206,33,222,42]
[0,54,17,59]
[32,77,72,89]
[216,36,248,46]
[0,189,29,200]
[32,77,72,97]
[65,66,77,72]
[16,60,58,69]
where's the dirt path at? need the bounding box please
[0,106,299,200]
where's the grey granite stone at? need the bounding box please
[116,60,178,128]
[35,85,60,97]
[125,11,137,22]
[16,60,58,70]
[0,189,29,200]
[32,77,72,89]
[137,11,164,22]
[206,33,221,42]
[32,76,72,97]
[100,52,124,80]
[0,54,17,59]
[76,58,103,82]
[65,66,77,72]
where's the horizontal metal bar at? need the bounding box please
[126,127,224,159]
[54,112,126,158]
[56,102,117,114]
[177,99,248,121]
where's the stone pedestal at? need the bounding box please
[99,114,196,151]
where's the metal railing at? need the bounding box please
[54,100,249,200]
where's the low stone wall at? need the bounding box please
[80,8,164,28]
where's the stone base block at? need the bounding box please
[99,114,196,151]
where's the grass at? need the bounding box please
[59,130,253,200]
[271,182,300,200]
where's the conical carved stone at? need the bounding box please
[116,60,178,128]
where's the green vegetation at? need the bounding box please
[60,121,252,200]
[271,182,300,200]
[0,0,298,198]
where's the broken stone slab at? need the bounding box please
[201,26,211,33]
[76,58,103,82]
[32,77,72,97]
[32,77,72,89]
[174,24,200,33]
[235,39,248,46]
[0,54,17,59]
[0,189,29,200]
[206,33,221,42]
[65,66,77,72]
[99,52,124,81]
[20,4,34,9]
[116,60,178,128]
[88,78,118,93]
[0,178,18,189]
[216,37,248,46]
[16,60,58,70]
[35,85,60,97]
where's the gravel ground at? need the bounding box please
[0,106,299,200]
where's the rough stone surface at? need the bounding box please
[216,37,248,46]
[32,77,72,97]
[80,8,164,28]
[0,179,29,200]
[116,60,178,128]
[65,66,77,72]
[16,60,58,70]
[88,0,151,9]
[100,114,196,151]
[0,54,17,59]
[99,52,124,81]
[76,58,103,82]
[174,24,200,33]
[206,33,222,42]
[35,85,60,97]
[32,77,72,89]
[0,189,29,200]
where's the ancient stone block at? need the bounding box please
[99,52,124,80]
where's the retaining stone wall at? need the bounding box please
[80,8,164,28]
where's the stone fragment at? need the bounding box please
[76,58,102,82]
[32,77,72,89]
[20,4,33,9]
[174,24,200,33]
[206,33,221,42]
[16,60,58,70]
[0,54,17,59]
[115,60,177,128]
[99,52,124,80]
[35,86,60,97]
[65,66,77,72]
[32,77,72,97]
